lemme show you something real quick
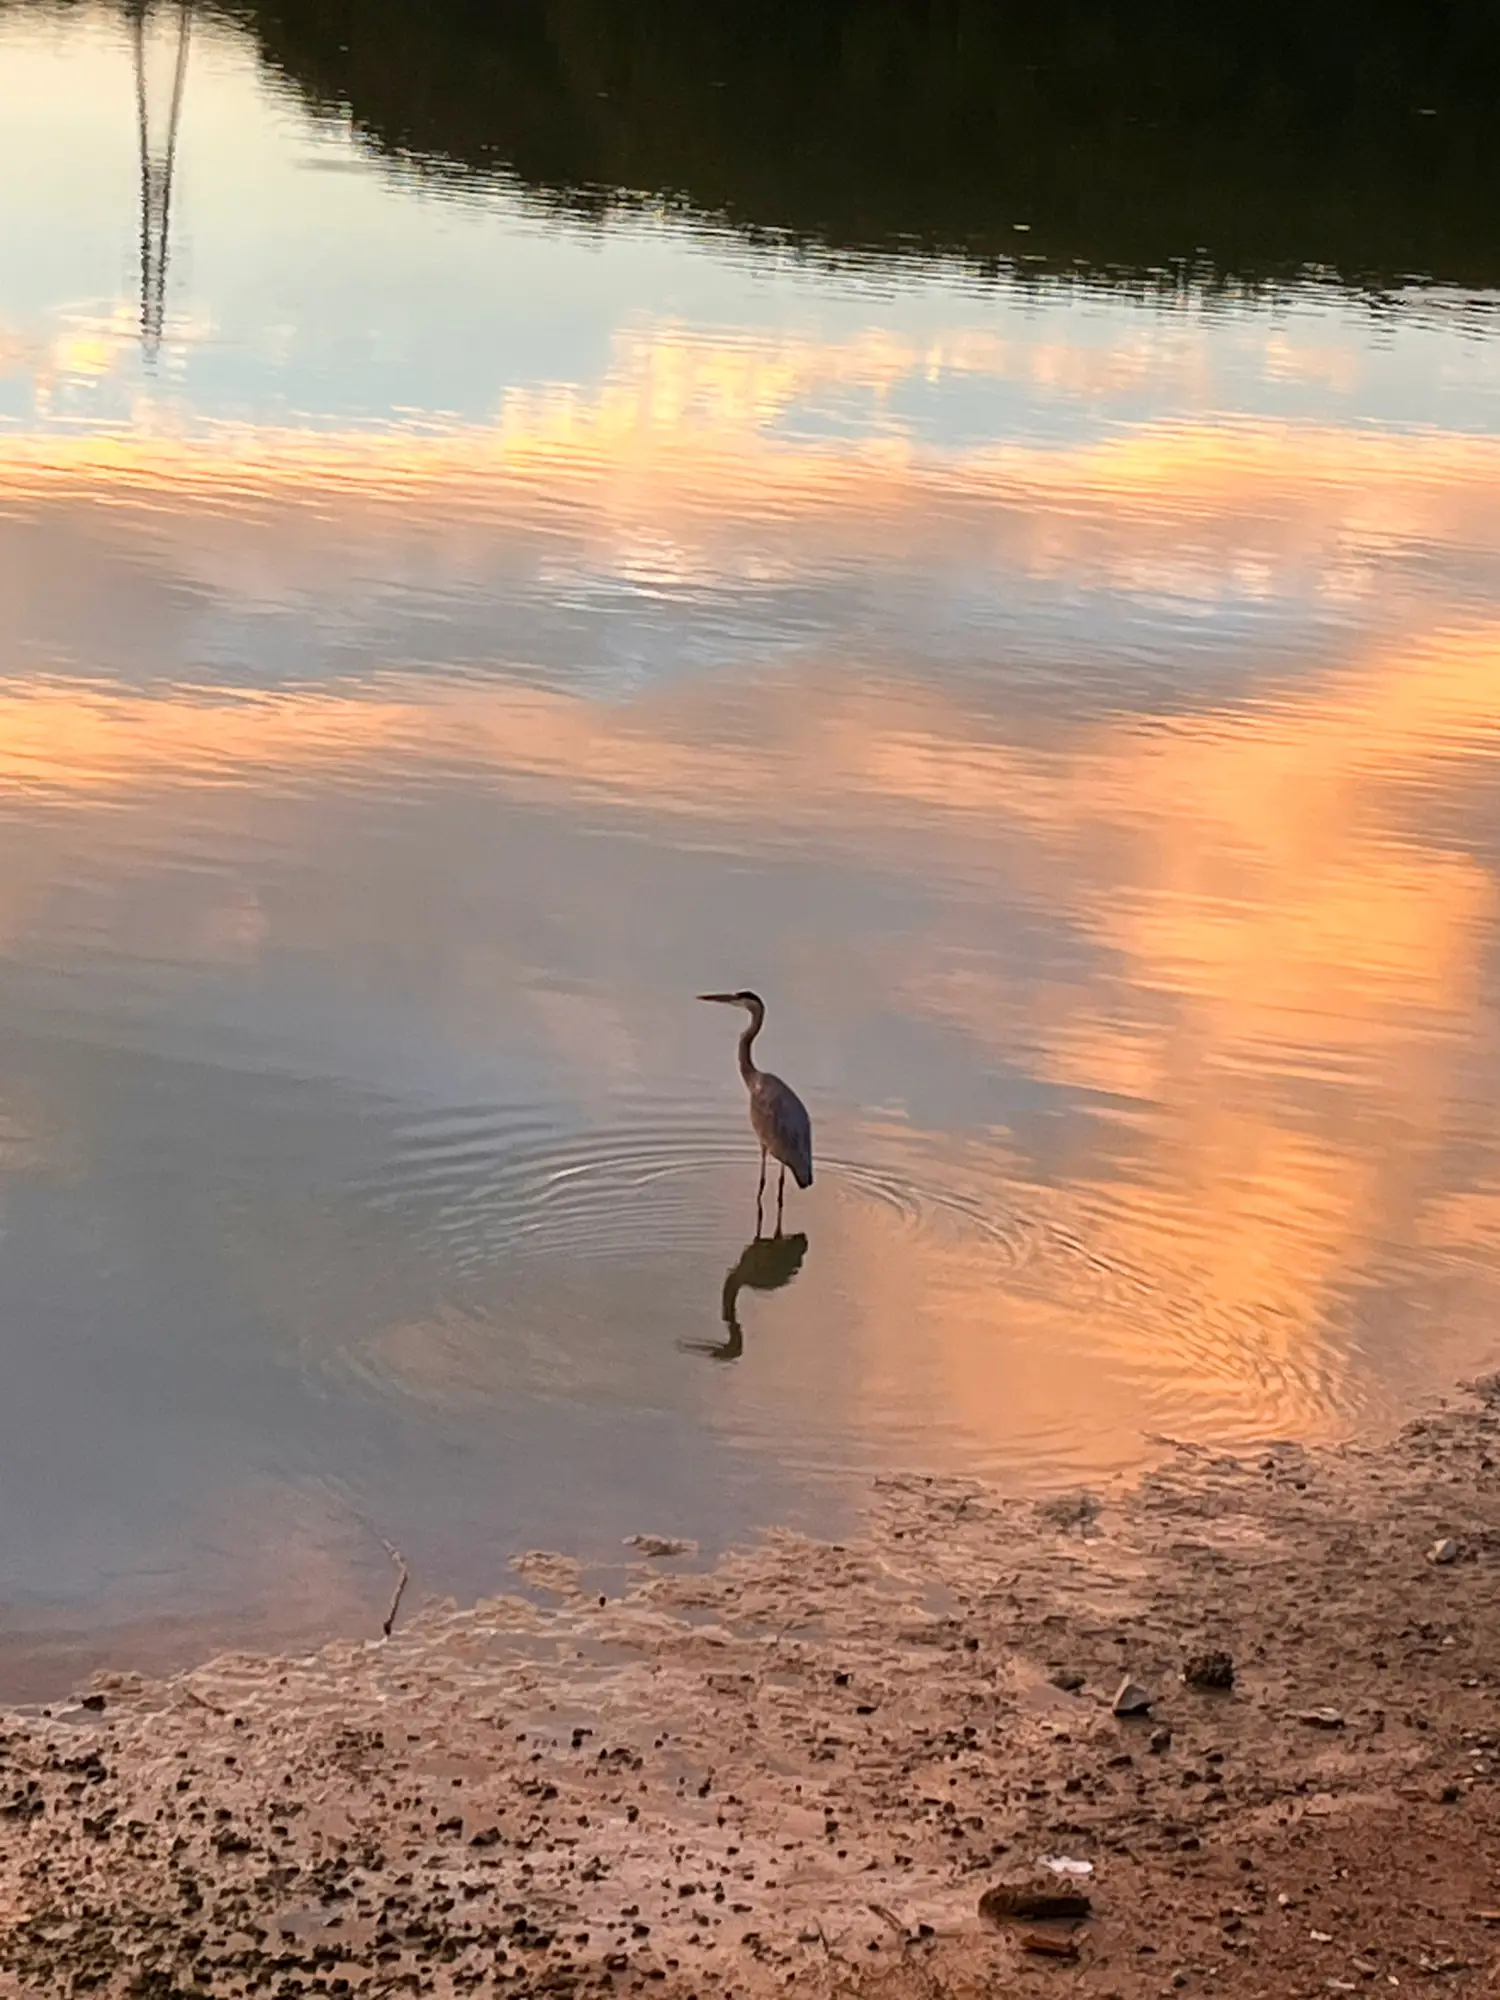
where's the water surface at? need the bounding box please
[2,0,1500,1694]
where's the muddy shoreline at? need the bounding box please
[5,1384,1500,1998]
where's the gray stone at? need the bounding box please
[1112,1678,1153,1717]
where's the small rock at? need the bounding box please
[1430,1538,1460,1565]
[1296,1708,1345,1730]
[1112,1678,1152,1717]
[1182,1651,1234,1690]
[78,1694,106,1713]
[1050,1669,1086,1693]
[1149,1727,1173,1755]
[1021,1928,1080,1959]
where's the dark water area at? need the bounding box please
[240,0,1500,285]
[1,0,1500,1697]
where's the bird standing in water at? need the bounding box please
[698,989,813,1232]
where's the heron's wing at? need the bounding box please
[754,1072,814,1187]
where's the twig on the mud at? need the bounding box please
[181,1685,226,1715]
[867,1902,911,1948]
[380,1538,410,1638]
[814,1920,849,1962]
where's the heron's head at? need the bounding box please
[698,989,763,1014]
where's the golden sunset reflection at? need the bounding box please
[2,372,1499,1477]
[7,391,1500,600]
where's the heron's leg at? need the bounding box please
[776,1163,786,1234]
[756,1148,767,1237]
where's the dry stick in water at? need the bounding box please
[381,1538,410,1638]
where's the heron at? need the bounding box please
[698,989,813,1231]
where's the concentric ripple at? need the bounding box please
[361,1101,1059,1276]
[342,1098,1361,1459]
[358,1100,760,1272]
[827,1154,1033,1262]
[831,1139,1361,1453]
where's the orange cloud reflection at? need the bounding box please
[2,393,1499,1459]
[893,623,1500,1449]
[4,387,1500,621]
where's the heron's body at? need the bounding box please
[747,1067,813,1191]
[699,989,813,1225]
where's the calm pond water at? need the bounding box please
[3,0,1500,1691]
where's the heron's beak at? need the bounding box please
[697,992,739,1004]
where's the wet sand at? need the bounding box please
[5,1383,1500,1999]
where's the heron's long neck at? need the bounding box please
[737,1003,764,1087]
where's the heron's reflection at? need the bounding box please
[681,1228,809,1361]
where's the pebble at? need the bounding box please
[1429,1538,1460,1565]
[1021,1928,1080,1959]
[1296,1708,1345,1730]
[1112,1678,1153,1717]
